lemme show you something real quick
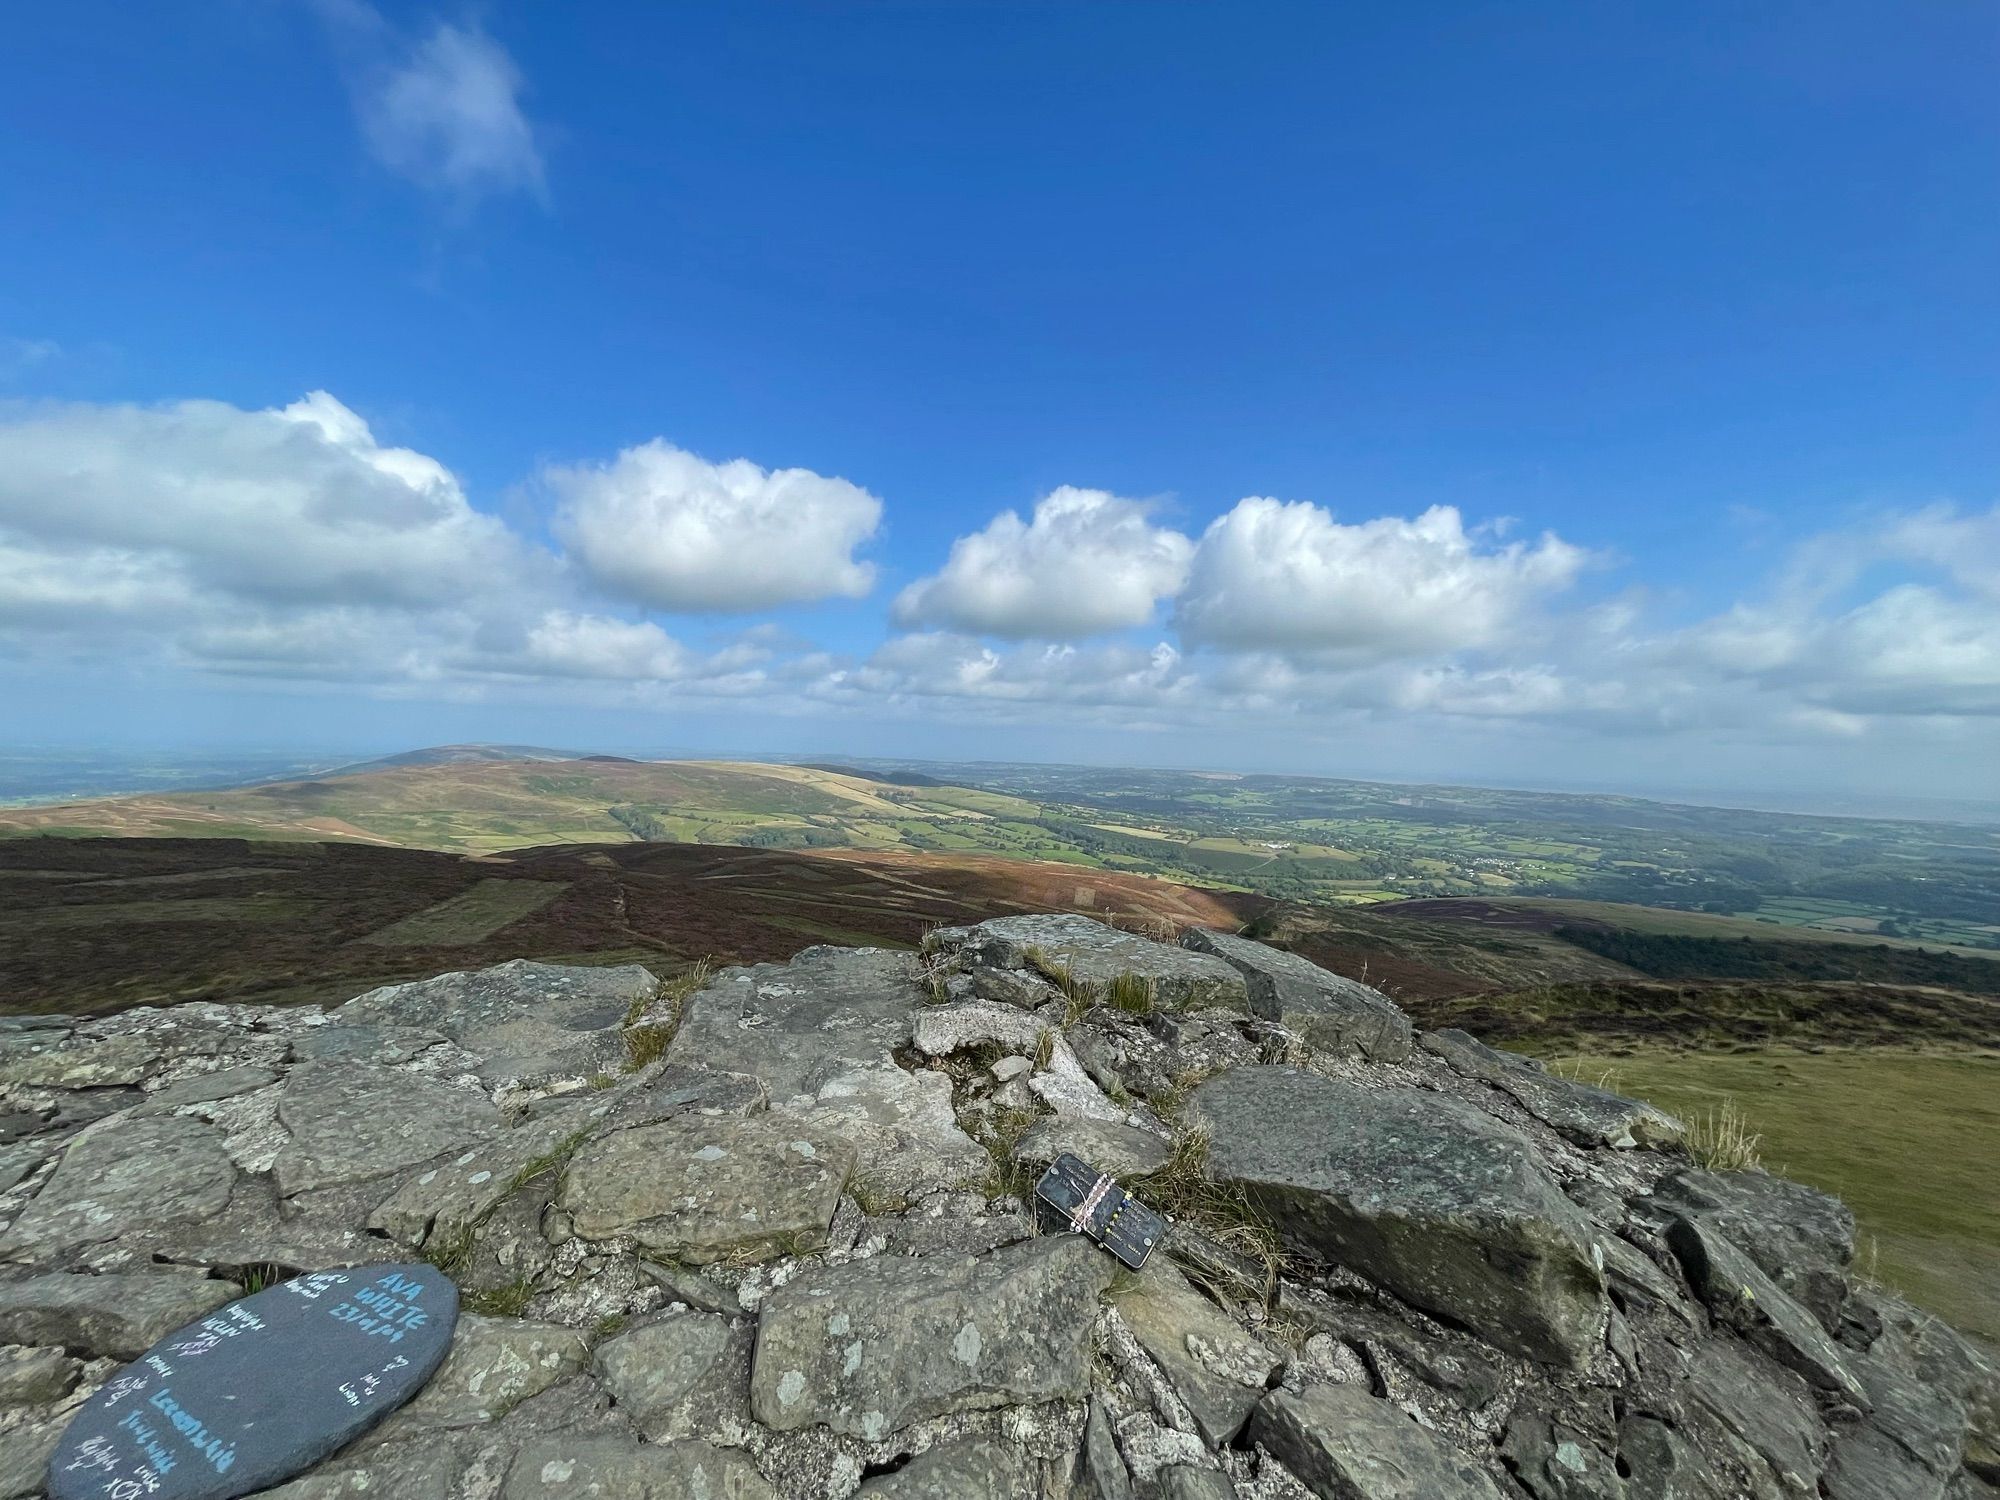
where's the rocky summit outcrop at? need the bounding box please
[1,917,1994,1500]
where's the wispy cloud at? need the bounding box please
[316,3,546,208]
[0,338,60,380]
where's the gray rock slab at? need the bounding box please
[0,1271,235,1359]
[137,1065,282,1111]
[1079,1394,1134,1500]
[667,948,925,1100]
[0,1141,48,1195]
[1189,1067,1605,1366]
[502,1436,776,1500]
[912,999,1054,1061]
[1277,1286,1507,1409]
[1501,1408,1625,1500]
[291,1024,448,1067]
[491,1372,636,1444]
[369,1104,605,1251]
[591,1311,754,1445]
[1111,1261,1280,1447]
[587,1062,771,1130]
[1596,1234,1696,1325]
[868,1190,1034,1259]
[0,1408,63,1500]
[1182,929,1413,1060]
[1642,1169,1854,1330]
[1824,1425,1949,1500]
[750,1233,1116,1438]
[272,1063,500,1196]
[1156,1469,1235,1500]
[46,1088,143,1131]
[1421,1030,1683,1149]
[0,1342,77,1406]
[793,1058,989,1206]
[0,1032,158,1089]
[856,1438,1034,1496]
[248,1431,471,1500]
[952,914,1250,1012]
[1844,1341,1968,1477]
[337,960,656,1089]
[0,1112,237,1263]
[1248,1383,1505,1499]
[559,1112,852,1264]
[1683,1336,1827,1496]
[1616,1416,1734,1500]
[1014,1117,1171,1179]
[964,966,1063,1010]
[373,1313,586,1436]
[1666,1214,1865,1404]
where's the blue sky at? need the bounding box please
[1,2,1995,800]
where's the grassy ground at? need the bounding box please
[1545,1046,2000,1345]
[357,879,569,946]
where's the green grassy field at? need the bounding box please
[1545,1047,2000,1345]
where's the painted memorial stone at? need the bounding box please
[46,1263,458,1500]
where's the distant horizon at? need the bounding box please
[3,739,1996,830]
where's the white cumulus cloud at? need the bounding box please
[515,612,691,682]
[0,391,524,609]
[549,440,882,612]
[893,487,1194,639]
[1175,500,1590,658]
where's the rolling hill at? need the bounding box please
[0,757,1044,855]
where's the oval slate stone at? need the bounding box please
[46,1263,458,1500]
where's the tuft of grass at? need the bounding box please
[237,1262,287,1296]
[1130,1124,1284,1297]
[423,1222,478,1280]
[1022,946,1160,1022]
[1023,945,1095,1023]
[593,1312,628,1340]
[462,1279,536,1318]
[980,1106,1044,1202]
[1683,1099,1764,1173]
[917,949,954,1004]
[1104,973,1157,1016]
[1148,1066,1220,1127]
[1032,1027,1057,1072]
[422,1128,592,1283]
[624,958,710,1071]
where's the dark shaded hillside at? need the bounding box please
[1408,978,2000,1052]
[0,836,1263,1017]
[1558,925,2000,996]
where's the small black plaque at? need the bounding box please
[47,1263,458,1500]
[1034,1152,1166,1270]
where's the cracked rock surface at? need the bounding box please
[0,916,1992,1499]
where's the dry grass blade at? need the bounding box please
[981,1106,1044,1203]
[624,957,710,1071]
[1684,1098,1763,1172]
[1129,1124,1284,1296]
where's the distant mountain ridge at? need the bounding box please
[320,743,588,776]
